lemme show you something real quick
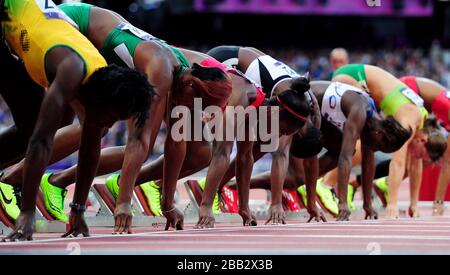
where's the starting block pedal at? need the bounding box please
[184,180,203,209]
[35,189,66,233]
[183,180,242,224]
[87,183,165,227]
[0,189,66,235]
[134,186,155,216]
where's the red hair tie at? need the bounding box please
[276,97,308,121]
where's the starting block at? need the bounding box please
[0,188,66,235]
[183,180,335,222]
[0,202,14,235]
[34,189,67,233]
[183,180,249,223]
[87,184,166,227]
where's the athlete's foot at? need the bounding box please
[239,207,257,226]
[2,210,35,242]
[0,182,21,220]
[374,177,388,208]
[316,179,339,217]
[195,205,215,229]
[187,178,221,214]
[347,184,357,211]
[198,179,221,214]
[221,185,239,213]
[140,181,162,216]
[40,173,68,222]
[296,185,308,208]
[432,200,445,216]
[105,173,120,200]
[265,204,286,225]
[384,204,399,218]
[408,205,420,218]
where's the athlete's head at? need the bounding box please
[290,121,323,159]
[330,48,349,71]
[409,117,447,162]
[176,62,232,111]
[80,64,155,128]
[269,75,312,136]
[362,115,412,153]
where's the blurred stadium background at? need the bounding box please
[1,0,450,172]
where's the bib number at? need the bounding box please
[400,87,424,107]
[117,23,155,41]
[35,0,78,28]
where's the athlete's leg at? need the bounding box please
[322,140,362,189]
[0,43,45,170]
[228,156,304,191]
[140,140,212,185]
[2,123,81,186]
[218,143,267,191]
[50,145,126,189]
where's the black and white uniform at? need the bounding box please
[207,45,299,98]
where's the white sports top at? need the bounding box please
[245,55,299,97]
[321,82,374,130]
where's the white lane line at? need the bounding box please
[122,233,450,241]
[3,219,450,245]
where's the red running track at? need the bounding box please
[1,216,450,255]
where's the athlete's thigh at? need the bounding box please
[0,43,45,132]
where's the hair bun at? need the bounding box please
[424,115,439,130]
[290,73,311,94]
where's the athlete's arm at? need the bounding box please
[4,52,84,241]
[336,99,367,221]
[386,140,410,216]
[266,135,292,224]
[408,154,423,216]
[360,143,377,219]
[196,109,235,228]
[235,140,257,226]
[117,58,172,205]
[309,91,321,129]
[162,140,187,212]
[21,53,83,213]
[303,155,326,222]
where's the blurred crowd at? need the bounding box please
[1,43,449,165]
[263,41,450,85]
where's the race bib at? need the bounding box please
[35,0,78,28]
[117,23,155,41]
[400,87,424,107]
